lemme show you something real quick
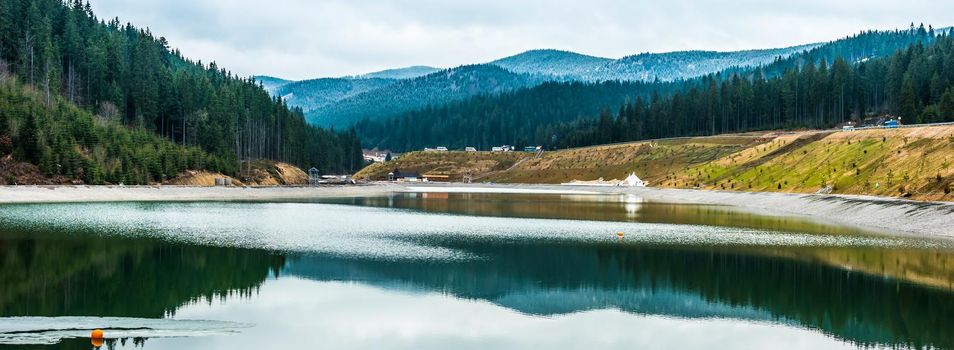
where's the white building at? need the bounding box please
[621,172,648,187]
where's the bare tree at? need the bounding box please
[0,59,9,81]
[98,101,120,122]
[22,31,35,85]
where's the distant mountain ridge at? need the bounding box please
[308,64,545,128]
[354,27,946,152]
[601,44,820,81]
[259,26,948,129]
[355,66,440,80]
[267,44,818,128]
[272,78,396,114]
[254,76,292,94]
[487,45,820,82]
[489,49,613,80]
[253,66,441,117]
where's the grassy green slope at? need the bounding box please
[357,127,954,201]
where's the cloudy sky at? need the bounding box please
[88,0,952,80]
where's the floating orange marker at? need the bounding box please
[91,329,104,347]
[616,231,625,238]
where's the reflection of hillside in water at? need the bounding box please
[285,241,954,350]
[320,192,954,291]
[0,229,285,318]
[320,192,884,237]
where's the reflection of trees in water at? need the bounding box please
[12,336,147,350]
[287,241,954,349]
[0,229,285,318]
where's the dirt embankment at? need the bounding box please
[359,126,954,201]
[166,160,309,187]
[355,151,527,181]
[0,155,73,185]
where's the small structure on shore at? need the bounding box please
[422,174,451,182]
[214,178,232,187]
[309,167,320,185]
[388,169,422,182]
[621,172,647,187]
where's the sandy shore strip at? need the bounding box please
[1,182,953,238]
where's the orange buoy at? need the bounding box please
[91,337,104,347]
[616,231,624,238]
[91,329,105,347]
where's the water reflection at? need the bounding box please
[283,240,954,349]
[0,228,284,318]
[1,196,953,349]
[318,192,886,237]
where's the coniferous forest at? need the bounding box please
[0,0,363,184]
[356,27,953,151]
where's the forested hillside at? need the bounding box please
[356,27,943,152]
[291,45,814,129]
[281,44,817,129]
[354,80,684,151]
[0,0,362,184]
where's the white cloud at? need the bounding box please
[88,0,952,80]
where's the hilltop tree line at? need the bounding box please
[0,0,362,184]
[356,27,942,152]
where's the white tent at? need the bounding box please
[621,172,647,187]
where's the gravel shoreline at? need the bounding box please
[1,183,952,238]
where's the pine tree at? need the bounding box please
[900,77,919,122]
[940,88,954,120]
[17,110,40,163]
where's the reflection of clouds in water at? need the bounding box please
[0,202,946,262]
[151,278,859,350]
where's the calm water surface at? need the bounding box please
[1,192,954,349]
